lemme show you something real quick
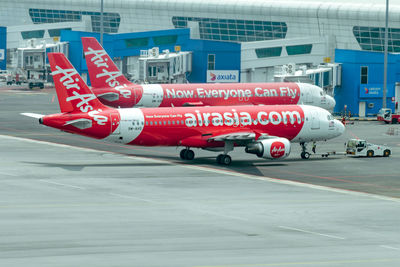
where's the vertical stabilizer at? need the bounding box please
[48,52,106,113]
[81,37,134,88]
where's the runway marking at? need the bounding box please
[2,134,400,203]
[109,193,157,203]
[39,179,86,190]
[380,245,400,251]
[194,258,400,267]
[0,171,18,177]
[278,226,345,240]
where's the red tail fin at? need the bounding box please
[48,52,106,113]
[81,37,134,88]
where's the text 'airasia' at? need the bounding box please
[81,37,335,111]
[22,53,344,165]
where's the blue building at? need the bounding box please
[60,28,240,84]
[0,26,6,70]
[334,49,400,116]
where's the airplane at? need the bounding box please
[81,37,336,110]
[22,53,344,165]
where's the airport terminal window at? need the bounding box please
[125,38,149,47]
[361,66,368,84]
[172,16,287,43]
[255,47,282,58]
[21,30,45,39]
[153,35,178,45]
[353,26,400,52]
[48,28,71,37]
[29,9,120,33]
[208,54,215,70]
[286,44,312,55]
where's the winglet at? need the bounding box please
[81,37,134,88]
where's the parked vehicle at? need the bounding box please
[346,139,391,157]
[377,108,400,124]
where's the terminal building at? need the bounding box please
[1,0,400,115]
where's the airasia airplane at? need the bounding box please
[22,53,344,165]
[81,37,336,110]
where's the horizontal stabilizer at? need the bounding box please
[97,92,120,102]
[183,101,204,107]
[64,119,92,129]
[21,113,44,119]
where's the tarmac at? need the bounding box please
[1,86,400,267]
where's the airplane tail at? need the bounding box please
[81,37,134,88]
[48,52,107,113]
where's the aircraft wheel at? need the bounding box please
[222,155,232,165]
[216,154,224,164]
[367,150,374,157]
[180,149,187,160]
[185,149,195,160]
[383,149,391,157]
[301,152,310,159]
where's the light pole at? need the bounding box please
[383,0,389,108]
[100,0,104,46]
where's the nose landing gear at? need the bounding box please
[300,142,311,159]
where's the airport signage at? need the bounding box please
[359,84,394,98]
[0,49,4,60]
[207,70,239,83]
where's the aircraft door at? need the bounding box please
[311,111,320,130]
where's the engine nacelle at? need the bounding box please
[245,138,291,159]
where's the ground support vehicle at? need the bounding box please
[346,139,391,157]
[28,79,44,89]
[377,108,400,124]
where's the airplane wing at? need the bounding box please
[21,113,44,119]
[207,131,271,142]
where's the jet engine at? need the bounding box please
[245,138,291,159]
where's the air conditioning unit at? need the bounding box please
[150,47,159,57]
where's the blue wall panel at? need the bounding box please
[0,27,6,70]
[335,49,398,116]
[60,28,240,84]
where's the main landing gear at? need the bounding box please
[180,148,195,160]
[216,141,234,165]
[300,142,311,159]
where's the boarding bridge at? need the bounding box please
[134,47,192,84]
[274,63,341,96]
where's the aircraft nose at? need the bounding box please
[334,119,345,136]
[326,95,336,110]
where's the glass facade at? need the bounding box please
[125,38,149,48]
[29,9,121,33]
[153,35,178,46]
[286,44,312,55]
[360,66,368,84]
[172,16,287,42]
[48,28,71,37]
[21,30,45,39]
[255,47,282,58]
[353,26,400,52]
[207,54,215,70]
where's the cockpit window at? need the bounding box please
[320,91,323,96]
[327,115,334,120]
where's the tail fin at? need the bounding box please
[81,37,134,88]
[48,52,106,113]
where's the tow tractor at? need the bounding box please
[346,138,391,157]
[377,108,400,124]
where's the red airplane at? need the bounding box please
[22,53,344,165]
[81,37,335,110]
